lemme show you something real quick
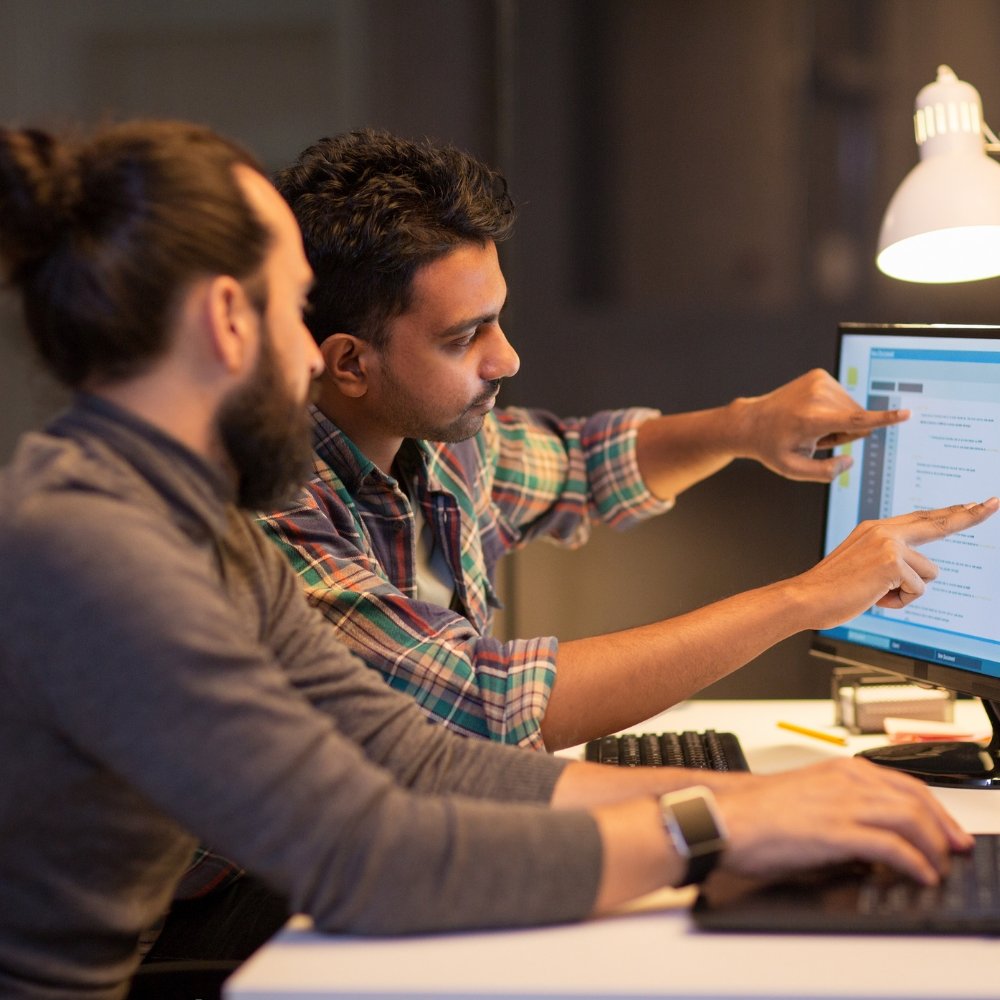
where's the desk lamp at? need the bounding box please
[877,65,1000,283]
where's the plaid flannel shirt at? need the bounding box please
[257,403,672,750]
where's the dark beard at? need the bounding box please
[216,330,314,510]
[378,356,503,443]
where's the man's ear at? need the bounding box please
[204,275,258,375]
[320,333,371,398]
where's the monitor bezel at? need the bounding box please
[810,321,1000,708]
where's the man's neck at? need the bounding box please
[348,430,402,479]
[313,390,402,477]
[91,376,217,464]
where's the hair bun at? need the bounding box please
[0,127,80,282]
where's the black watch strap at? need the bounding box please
[659,786,728,886]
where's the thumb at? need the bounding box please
[790,452,853,482]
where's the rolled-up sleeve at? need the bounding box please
[488,406,674,546]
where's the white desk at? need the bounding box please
[226,699,999,1000]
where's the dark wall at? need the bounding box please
[3,0,999,698]
[499,1,1000,698]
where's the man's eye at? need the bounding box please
[450,331,478,349]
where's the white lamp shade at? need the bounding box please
[877,152,1000,282]
[876,65,1000,283]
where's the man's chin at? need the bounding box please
[446,413,489,442]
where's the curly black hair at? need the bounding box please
[275,129,515,349]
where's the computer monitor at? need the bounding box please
[811,322,1000,789]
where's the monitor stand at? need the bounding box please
[857,698,1000,789]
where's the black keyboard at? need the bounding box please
[694,834,1000,935]
[585,729,749,772]
[859,834,1000,919]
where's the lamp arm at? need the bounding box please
[983,121,1000,154]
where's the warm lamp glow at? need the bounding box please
[877,66,1000,283]
[877,226,1000,282]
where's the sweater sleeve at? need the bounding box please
[4,492,602,934]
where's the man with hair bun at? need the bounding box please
[0,119,993,999]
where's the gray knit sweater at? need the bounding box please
[0,395,601,999]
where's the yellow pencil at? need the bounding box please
[777,720,848,747]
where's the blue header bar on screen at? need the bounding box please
[871,348,1000,363]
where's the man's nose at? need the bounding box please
[483,325,519,381]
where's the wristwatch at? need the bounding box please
[658,785,728,886]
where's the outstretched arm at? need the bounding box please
[540,498,999,749]
[636,368,909,500]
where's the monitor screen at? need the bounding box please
[811,322,1000,787]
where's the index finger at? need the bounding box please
[816,407,911,447]
[891,498,999,545]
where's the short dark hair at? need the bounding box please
[275,129,516,350]
[0,120,271,387]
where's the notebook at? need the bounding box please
[693,833,1000,935]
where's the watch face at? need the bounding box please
[660,787,728,884]
[671,794,724,854]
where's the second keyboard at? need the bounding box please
[585,729,749,771]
